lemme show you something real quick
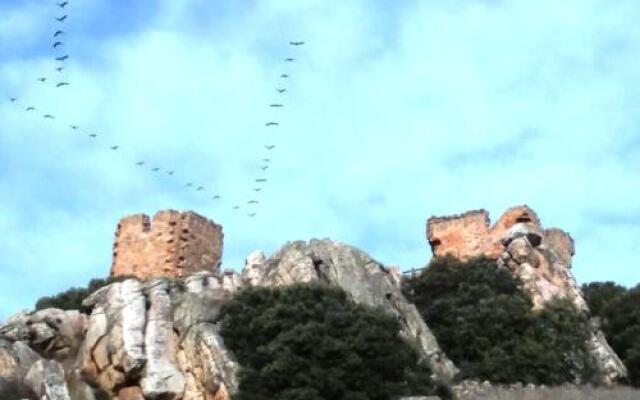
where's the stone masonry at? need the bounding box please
[110,210,223,279]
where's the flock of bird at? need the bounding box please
[6,1,306,218]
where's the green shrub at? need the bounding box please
[220,283,439,400]
[583,282,640,386]
[403,256,596,385]
[35,276,133,312]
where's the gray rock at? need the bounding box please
[241,239,459,382]
[24,359,72,400]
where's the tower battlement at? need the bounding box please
[110,210,223,279]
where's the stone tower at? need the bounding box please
[110,210,223,279]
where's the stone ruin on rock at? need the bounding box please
[110,210,223,279]
[426,205,628,385]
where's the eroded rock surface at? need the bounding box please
[240,239,460,382]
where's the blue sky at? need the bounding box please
[1,0,639,320]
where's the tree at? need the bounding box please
[583,282,640,386]
[219,283,440,400]
[403,256,596,385]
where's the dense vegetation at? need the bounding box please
[219,283,445,400]
[35,276,131,311]
[403,256,597,385]
[582,282,640,386]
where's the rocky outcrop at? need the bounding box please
[240,239,459,382]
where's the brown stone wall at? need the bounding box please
[426,205,541,260]
[110,210,223,279]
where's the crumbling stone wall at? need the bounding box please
[110,210,223,279]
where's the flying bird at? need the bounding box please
[57,1,68,7]
[233,206,240,210]
[196,186,205,191]
[280,74,289,78]
[269,104,283,107]
[260,166,268,171]
[248,200,259,204]
[88,134,97,138]
[54,30,64,37]
[56,67,64,72]
[56,15,68,22]
[55,55,69,61]
[37,77,47,82]
[56,82,70,87]
[285,58,294,62]
[53,41,63,48]
[186,182,194,187]
[247,213,256,217]
[9,98,17,102]
[25,107,35,111]
[152,167,160,172]
[265,145,276,150]
[263,158,271,162]
[253,188,262,192]
[69,125,78,130]
[136,161,145,166]
[212,195,221,200]
[265,122,279,127]
[255,178,267,183]
[167,171,175,175]
[43,114,55,119]
[110,146,119,150]
[277,88,286,93]
[289,41,305,46]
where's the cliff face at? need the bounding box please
[427,205,627,385]
[0,237,455,399]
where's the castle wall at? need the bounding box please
[110,210,223,279]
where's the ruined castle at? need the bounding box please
[110,210,223,279]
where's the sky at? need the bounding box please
[0,0,639,320]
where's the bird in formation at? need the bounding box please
[289,41,305,46]
[53,41,64,48]
[69,125,78,130]
[37,77,47,82]
[280,74,289,78]
[270,104,283,107]
[196,186,205,191]
[247,213,256,217]
[233,206,240,210]
[110,146,119,150]
[253,187,262,192]
[56,15,68,22]
[88,134,97,138]
[260,166,269,171]
[43,114,55,119]
[255,178,267,183]
[136,161,145,166]
[248,200,259,204]
[277,88,286,93]
[265,145,276,150]
[10,98,17,102]
[56,67,64,72]
[212,195,221,200]
[265,122,279,126]
[54,30,64,37]
[285,58,294,62]
[152,167,160,172]
[57,1,68,8]
[56,55,69,61]
[26,107,35,111]
[186,182,194,187]
[56,82,70,87]
[167,171,175,175]
[263,158,271,162]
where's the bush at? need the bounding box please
[583,282,640,386]
[35,276,133,312]
[220,283,439,400]
[403,256,596,385]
